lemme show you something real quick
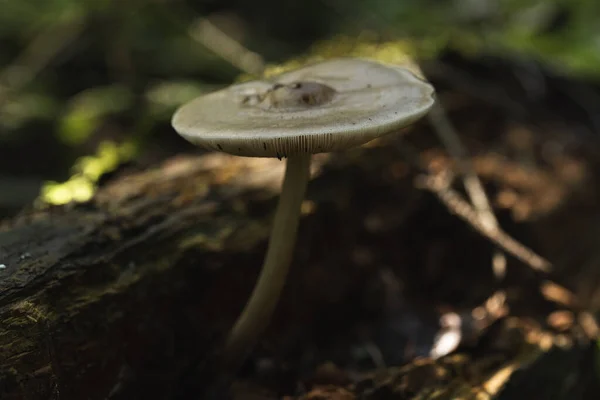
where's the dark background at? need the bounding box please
[1,0,599,217]
[3,1,600,398]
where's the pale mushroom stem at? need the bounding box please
[221,153,312,370]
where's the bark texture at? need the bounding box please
[1,140,598,399]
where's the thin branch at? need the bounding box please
[416,171,552,272]
[188,18,265,77]
[428,102,509,278]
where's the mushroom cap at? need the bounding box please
[172,58,435,158]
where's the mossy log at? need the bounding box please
[0,141,598,399]
[0,153,304,399]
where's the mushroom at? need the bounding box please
[171,57,435,373]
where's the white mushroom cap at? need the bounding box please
[171,58,435,158]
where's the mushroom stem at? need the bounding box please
[222,153,312,370]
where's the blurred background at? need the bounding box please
[4,2,600,398]
[1,0,599,218]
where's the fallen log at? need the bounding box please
[1,148,422,399]
[1,137,598,399]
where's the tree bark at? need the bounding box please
[0,154,301,400]
[0,146,597,400]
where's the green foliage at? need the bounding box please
[59,85,133,145]
[1,0,600,209]
[0,92,58,131]
[145,80,217,119]
[40,140,136,205]
[348,0,600,77]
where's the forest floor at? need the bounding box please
[2,50,600,399]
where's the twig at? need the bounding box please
[416,171,552,272]
[188,18,265,77]
[428,103,509,278]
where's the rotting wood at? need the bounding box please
[0,154,297,400]
[0,144,598,400]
